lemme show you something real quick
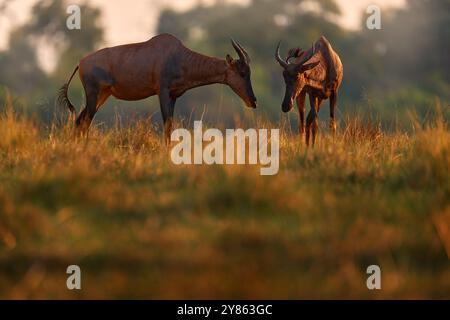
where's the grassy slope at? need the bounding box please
[0,105,449,299]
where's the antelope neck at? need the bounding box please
[184,50,228,87]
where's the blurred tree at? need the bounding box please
[0,28,47,96]
[349,0,450,120]
[0,0,103,119]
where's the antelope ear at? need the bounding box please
[301,61,320,71]
[226,54,234,65]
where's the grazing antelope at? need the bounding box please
[58,33,257,143]
[275,36,343,146]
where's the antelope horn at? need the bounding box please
[235,40,250,63]
[231,38,246,62]
[297,43,316,65]
[275,41,288,69]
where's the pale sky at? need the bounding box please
[0,0,407,47]
[0,0,406,70]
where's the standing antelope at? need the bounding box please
[58,33,257,143]
[275,36,343,146]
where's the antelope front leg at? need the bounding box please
[306,95,319,147]
[330,91,338,136]
[159,89,176,146]
[296,91,306,140]
[305,110,313,147]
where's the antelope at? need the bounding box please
[275,36,343,146]
[58,33,257,143]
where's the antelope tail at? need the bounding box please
[58,66,79,116]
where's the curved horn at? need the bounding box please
[235,41,250,63]
[231,38,246,62]
[275,41,288,69]
[297,43,316,65]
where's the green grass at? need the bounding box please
[0,102,449,299]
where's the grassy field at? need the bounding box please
[0,100,449,299]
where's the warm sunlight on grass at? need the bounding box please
[0,100,449,299]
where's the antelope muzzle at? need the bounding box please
[246,80,258,109]
[282,84,295,112]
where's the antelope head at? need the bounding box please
[225,39,257,109]
[275,42,320,112]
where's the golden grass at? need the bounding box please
[0,101,449,299]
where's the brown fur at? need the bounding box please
[276,36,343,146]
[59,33,257,143]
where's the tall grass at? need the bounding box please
[0,99,449,299]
